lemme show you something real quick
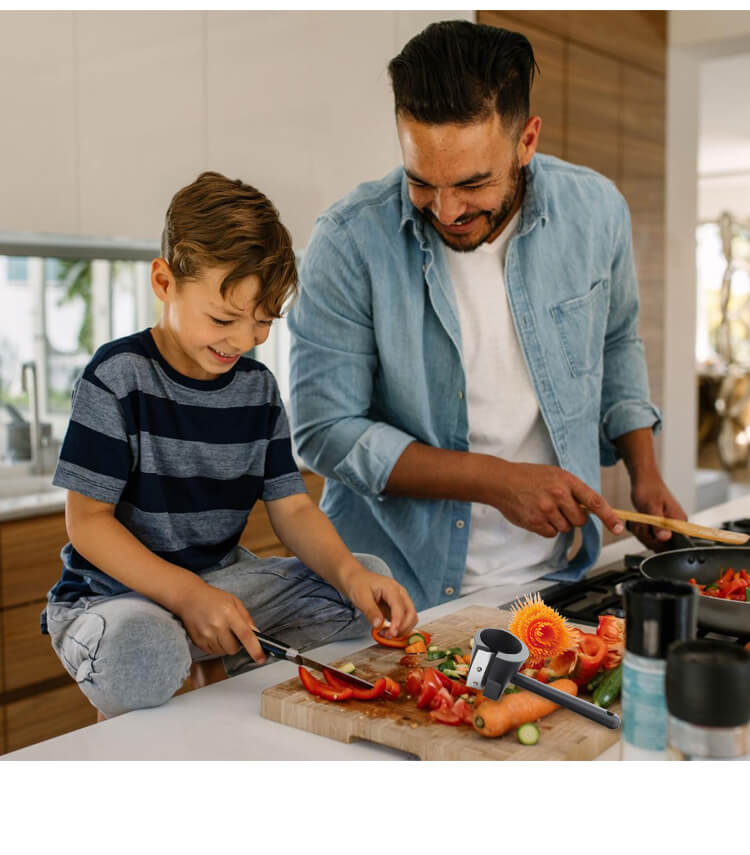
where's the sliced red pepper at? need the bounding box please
[383,677,401,699]
[371,627,409,648]
[322,669,387,700]
[571,633,608,686]
[298,666,353,701]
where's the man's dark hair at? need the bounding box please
[388,20,537,132]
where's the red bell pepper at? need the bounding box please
[322,670,387,701]
[298,666,353,701]
[383,677,401,699]
[571,633,608,686]
[371,627,409,648]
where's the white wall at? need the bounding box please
[0,10,472,248]
[664,10,750,512]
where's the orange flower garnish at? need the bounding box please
[508,593,575,666]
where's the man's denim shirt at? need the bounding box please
[288,153,661,611]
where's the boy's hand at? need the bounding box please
[341,566,418,638]
[174,580,266,663]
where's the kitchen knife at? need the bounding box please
[253,629,375,689]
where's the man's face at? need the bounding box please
[151,261,274,381]
[397,111,538,252]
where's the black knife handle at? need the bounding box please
[253,630,291,660]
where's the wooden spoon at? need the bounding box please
[611,508,749,546]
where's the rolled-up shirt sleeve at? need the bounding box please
[598,193,662,466]
[288,216,416,498]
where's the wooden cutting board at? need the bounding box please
[261,605,622,761]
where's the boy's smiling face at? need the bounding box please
[150,259,273,380]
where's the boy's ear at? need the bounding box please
[151,258,176,303]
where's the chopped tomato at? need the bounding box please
[298,666,353,701]
[430,709,462,725]
[405,668,424,695]
[417,681,437,709]
[399,654,421,668]
[322,670,386,701]
[451,697,475,725]
[371,627,409,648]
[571,633,608,686]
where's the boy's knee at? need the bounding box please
[354,553,392,579]
[79,610,192,718]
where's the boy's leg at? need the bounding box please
[202,550,392,677]
[46,592,193,718]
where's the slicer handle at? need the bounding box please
[512,673,621,730]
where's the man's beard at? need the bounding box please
[424,158,522,253]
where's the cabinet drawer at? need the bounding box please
[0,513,67,607]
[2,601,67,692]
[4,682,96,754]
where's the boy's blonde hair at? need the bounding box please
[161,171,297,317]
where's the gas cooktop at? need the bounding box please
[499,518,750,647]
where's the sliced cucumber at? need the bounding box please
[408,632,428,645]
[338,662,356,674]
[504,685,520,694]
[427,645,441,653]
[517,723,540,745]
[447,647,463,657]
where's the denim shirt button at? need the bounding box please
[456,520,465,529]
[458,390,464,400]
[444,586,455,596]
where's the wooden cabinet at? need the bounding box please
[479,11,667,542]
[0,469,325,754]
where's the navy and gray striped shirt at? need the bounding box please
[44,328,305,627]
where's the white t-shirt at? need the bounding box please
[443,211,568,594]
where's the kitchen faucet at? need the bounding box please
[21,360,45,475]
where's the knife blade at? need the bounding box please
[253,629,375,689]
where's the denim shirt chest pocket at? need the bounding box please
[549,279,610,417]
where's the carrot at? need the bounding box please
[472,678,579,738]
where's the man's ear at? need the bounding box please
[151,258,176,303]
[517,115,542,167]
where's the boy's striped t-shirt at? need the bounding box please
[45,328,305,618]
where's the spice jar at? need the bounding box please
[620,578,698,760]
[666,639,750,760]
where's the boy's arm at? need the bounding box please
[265,492,417,637]
[65,490,265,662]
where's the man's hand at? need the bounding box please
[340,565,418,639]
[487,461,625,538]
[173,578,266,663]
[629,471,687,551]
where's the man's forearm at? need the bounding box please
[384,442,505,505]
[613,427,660,481]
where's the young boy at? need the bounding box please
[42,171,417,719]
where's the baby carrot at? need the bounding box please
[472,678,579,739]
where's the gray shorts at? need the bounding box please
[45,548,390,718]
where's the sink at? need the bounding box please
[0,474,64,499]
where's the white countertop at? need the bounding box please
[5,492,750,761]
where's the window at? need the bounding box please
[0,233,294,463]
[1,234,158,460]
[696,214,750,368]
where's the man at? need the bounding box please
[288,20,685,611]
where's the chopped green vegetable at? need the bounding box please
[517,723,540,745]
[746,588,750,602]
[338,662,356,674]
[427,649,448,660]
[504,685,520,694]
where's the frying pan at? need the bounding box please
[639,546,750,635]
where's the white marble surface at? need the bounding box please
[5,492,750,761]
[0,471,65,522]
